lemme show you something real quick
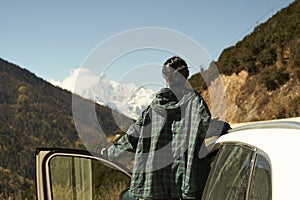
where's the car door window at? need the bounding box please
[248,153,272,200]
[203,144,254,200]
[49,155,130,200]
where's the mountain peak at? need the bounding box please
[50,68,156,119]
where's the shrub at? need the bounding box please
[258,48,277,66]
[286,96,300,117]
[259,67,290,91]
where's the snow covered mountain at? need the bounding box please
[83,75,156,119]
[50,68,156,119]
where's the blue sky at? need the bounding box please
[0,0,294,86]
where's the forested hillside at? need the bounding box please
[189,0,300,122]
[0,58,132,199]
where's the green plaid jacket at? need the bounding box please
[108,87,211,199]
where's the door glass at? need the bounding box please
[203,145,254,200]
[248,153,272,200]
[49,155,130,200]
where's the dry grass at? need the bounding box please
[52,181,128,200]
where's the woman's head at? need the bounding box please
[162,56,189,88]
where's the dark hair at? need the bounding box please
[162,56,189,87]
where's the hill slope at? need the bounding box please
[0,58,133,198]
[189,0,300,123]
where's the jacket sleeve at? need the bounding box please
[197,96,212,159]
[107,105,151,161]
[198,96,211,137]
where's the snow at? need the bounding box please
[49,68,156,119]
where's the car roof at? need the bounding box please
[217,117,300,150]
[215,117,300,199]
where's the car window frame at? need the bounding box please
[247,148,272,200]
[36,148,132,200]
[202,142,272,200]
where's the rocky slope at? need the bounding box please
[190,0,300,123]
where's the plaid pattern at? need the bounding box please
[108,88,211,199]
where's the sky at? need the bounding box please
[0,0,294,90]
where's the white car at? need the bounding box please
[36,118,300,200]
[202,118,300,200]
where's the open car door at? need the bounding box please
[36,148,133,200]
